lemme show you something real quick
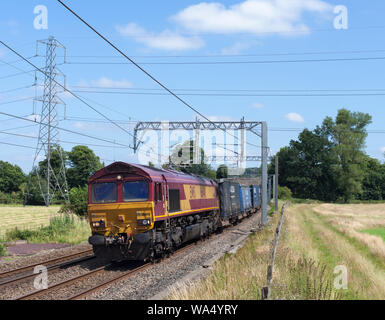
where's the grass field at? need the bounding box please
[0,205,91,245]
[362,228,385,242]
[0,205,61,238]
[169,203,385,300]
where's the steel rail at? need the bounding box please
[15,264,110,300]
[69,242,197,300]
[16,242,197,300]
[68,263,151,300]
[0,255,95,288]
[0,249,93,279]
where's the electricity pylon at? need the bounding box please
[26,36,68,206]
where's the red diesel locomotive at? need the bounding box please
[88,162,220,261]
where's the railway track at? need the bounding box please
[0,248,94,280]
[6,212,258,300]
[15,242,197,300]
[0,254,95,289]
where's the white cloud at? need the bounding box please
[285,112,305,123]
[91,77,133,88]
[380,147,385,153]
[221,42,253,55]
[252,103,264,109]
[172,0,332,36]
[116,22,205,51]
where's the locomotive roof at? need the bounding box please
[89,161,216,186]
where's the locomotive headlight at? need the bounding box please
[92,219,106,228]
[137,219,151,226]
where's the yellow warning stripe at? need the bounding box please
[155,207,219,219]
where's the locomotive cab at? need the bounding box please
[88,163,156,261]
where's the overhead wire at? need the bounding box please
[69,90,385,97]
[64,56,385,66]
[60,48,385,59]
[56,0,262,150]
[0,110,132,148]
[0,40,137,149]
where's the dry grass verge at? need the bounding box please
[169,203,385,300]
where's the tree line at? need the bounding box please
[3,108,379,209]
[0,145,103,207]
[269,109,385,202]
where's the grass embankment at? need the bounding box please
[0,242,7,257]
[169,203,385,300]
[0,205,61,235]
[0,205,91,245]
[4,214,91,245]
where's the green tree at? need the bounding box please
[24,172,46,205]
[321,109,372,202]
[270,129,338,201]
[60,185,88,216]
[38,144,67,178]
[0,161,26,194]
[360,156,385,200]
[66,146,104,188]
[216,165,228,179]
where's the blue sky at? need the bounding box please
[1,0,385,173]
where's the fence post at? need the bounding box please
[261,203,286,300]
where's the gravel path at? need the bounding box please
[6,244,70,256]
[86,213,262,300]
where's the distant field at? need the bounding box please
[169,203,385,300]
[0,205,61,238]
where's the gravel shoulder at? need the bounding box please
[0,243,92,273]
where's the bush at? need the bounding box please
[279,186,292,200]
[0,242,7,257]
[0,191,23,204]
[60,185,88,216]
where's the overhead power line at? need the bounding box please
[0,97,35,106]
[0,129,131,148]
[0,41,136,147]
[0,141,36,150]
[0,70,37,80]
[65,56,385,66]
[0,84,36,95]
[70,90,385,97]
[0,55,38,67]
[60,48,385,59]
[68,85,385,93]
[56,0,261,149]
[0,110,132,148]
